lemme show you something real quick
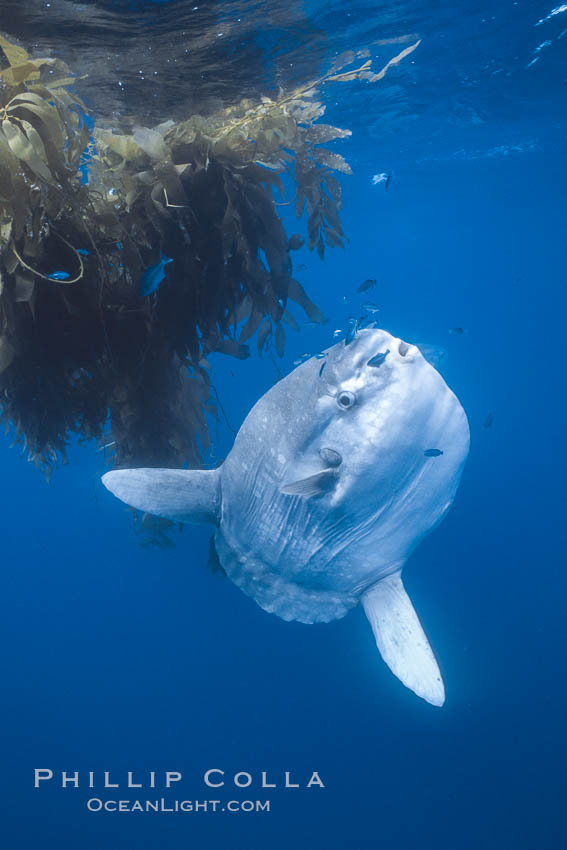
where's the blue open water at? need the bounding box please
[1,1,566,847]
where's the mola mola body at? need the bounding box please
[102,329,469,707]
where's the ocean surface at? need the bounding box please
[1,1,566,848]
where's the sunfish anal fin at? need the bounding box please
[280,468,337,498]
[102,468,220,524]
[362,573,445,707]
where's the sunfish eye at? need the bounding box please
[337,390,356,409]
[319,446,343,467]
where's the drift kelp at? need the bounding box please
[0,34,419,473]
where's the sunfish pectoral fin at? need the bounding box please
[101,468,220,524]
[362,573,445,707]
[280,468,337,498]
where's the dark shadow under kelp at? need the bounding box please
[0,33,419,475]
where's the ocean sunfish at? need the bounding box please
[102,329,470,706]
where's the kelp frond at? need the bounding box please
[0,33,420,473]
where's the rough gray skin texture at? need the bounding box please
[214,328,470,623]
[104,329,470,623]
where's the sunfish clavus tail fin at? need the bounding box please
[102,468,220,524]
[362,574,445,707]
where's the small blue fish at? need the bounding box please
[362,302,380,314]
[357,278,376,293]
[333,329,343,338]
[319,361,327,377]
[48,271,70,281]
[345,318,359,346]
[371,172,392,190]
[372,172,388,186]
[424,449,443,457]
[358,314,376,329]
[417,344,447,369]
[140,253,173,297]
[367,349,389,367]
[315,352,327,360]
[345,322,358,345]
[76,249,90,256]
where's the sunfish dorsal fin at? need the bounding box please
[362,573,445,707]
[102,468,220,524]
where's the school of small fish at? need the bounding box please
[267,270,480,458]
